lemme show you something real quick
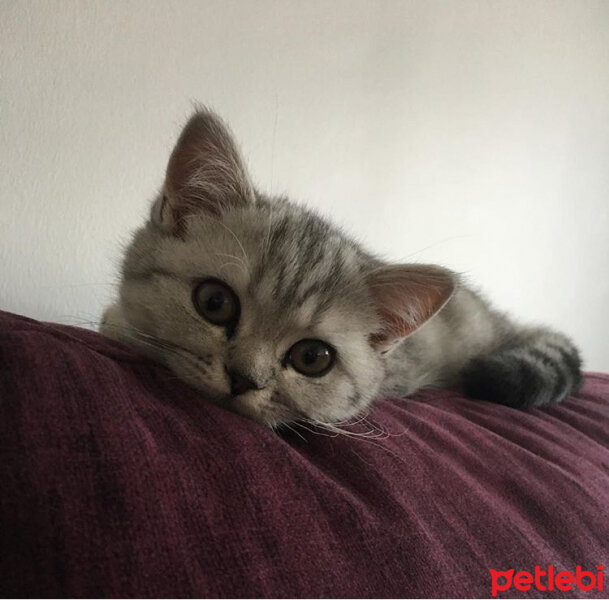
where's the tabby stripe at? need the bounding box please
[525,348,569,403]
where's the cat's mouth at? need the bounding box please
[226,391,266,419]
[148,338,291,426]
[226,393,293,427]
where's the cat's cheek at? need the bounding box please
[286,374,360,424]
[332,355,385,417]
[164,354,231,401]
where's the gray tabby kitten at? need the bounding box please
[101,109,581,428]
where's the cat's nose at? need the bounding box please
[228,369,262,396]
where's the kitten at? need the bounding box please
[101,108,582,428]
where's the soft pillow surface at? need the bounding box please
[0,310,607,598]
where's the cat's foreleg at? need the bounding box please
[460,323,582,408]
[393,287,582,408]
[441,288,582,407]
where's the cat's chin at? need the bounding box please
[174,374,286,427]
[223,392,293,428]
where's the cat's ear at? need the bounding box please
[151,108,255,233]
[367,264,456,350]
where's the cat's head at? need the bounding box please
[106,109,455,427]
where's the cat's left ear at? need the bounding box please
[367,264,457,351]
[151,108,255,234]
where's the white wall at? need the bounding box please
[1,0,608,370]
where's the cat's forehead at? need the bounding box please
[179,203,373,328]
[183,203,363,282]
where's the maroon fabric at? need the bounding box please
[0,310,608,599]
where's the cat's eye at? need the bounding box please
[193,279,240,326]
[287,339,335,377]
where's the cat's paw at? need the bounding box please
[461,348,580,408]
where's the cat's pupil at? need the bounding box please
[206,292,225,312]
[304,348,322,365]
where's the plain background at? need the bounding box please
[1,0,608,370]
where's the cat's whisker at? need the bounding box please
[283,414,413,467]
[306,420,384,440]
[399,235,472,262]
[39,282,117,290]
[263,203,275,260]
[98,321,202,363]
[330,408,372,427]
[304,421,416,467]
[270,94,279,195]
[278,422,307,442]
[292,421,341,438]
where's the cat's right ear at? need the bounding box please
[151,108,255,234]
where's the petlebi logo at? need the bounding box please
[490,564,604,597]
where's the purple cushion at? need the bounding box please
[0,310,607,598]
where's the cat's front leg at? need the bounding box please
[460,326,582,408]
[384,286,582,408]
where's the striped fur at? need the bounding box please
[101,109,582,426]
